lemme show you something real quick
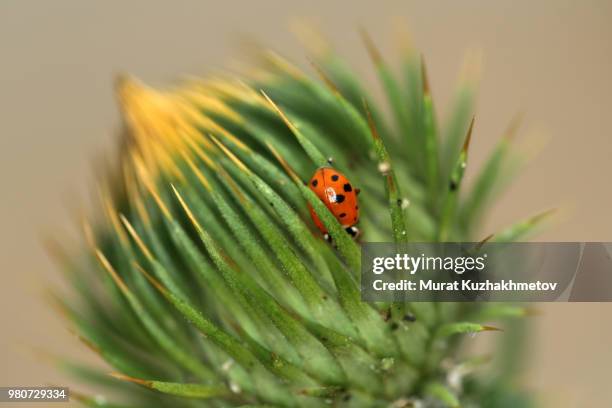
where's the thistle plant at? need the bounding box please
[50,32,547,407]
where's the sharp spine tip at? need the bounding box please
[109,372,150,387]
[360,28,382,66]
[476,234,494,250]
[462,116,475,153]
[531,208,557,224]
[309,59,341,95]
[504,112,524,141]
[421,55,431,96]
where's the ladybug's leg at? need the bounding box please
[345,226,360,239]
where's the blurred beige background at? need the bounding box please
[1,1,611,407]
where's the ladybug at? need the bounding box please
[307,163,360,241]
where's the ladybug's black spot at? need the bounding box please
[331,174,339,181]
[311,179,318,187]
[353,217,357,222]
[355,205,359,210]
[335,194,345,203]
[339,212,346,218]
[343,183,352,192]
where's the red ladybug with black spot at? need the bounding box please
[307,164,360,241]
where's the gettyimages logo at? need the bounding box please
[371,253,487,275]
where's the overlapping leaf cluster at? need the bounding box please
[52,35,545,407]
